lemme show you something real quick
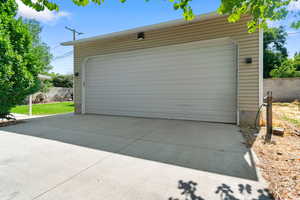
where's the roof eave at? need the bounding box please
[61,11,220,46]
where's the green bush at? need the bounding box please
[0,0,46,118]
[52,74,73,88]
[40,80,53,93]
[270,59,299,78]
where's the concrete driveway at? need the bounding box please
[0,114,272,200]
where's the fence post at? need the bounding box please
[265,91,273,143]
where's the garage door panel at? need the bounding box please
[87,42,234,64]
[84,108,236,123]
[85,107,237,114]
[86,105,237,114]
[87,51,235,67]
[85,110,237,121]
[87,60,235,76]
[85,95,237,110]
[86,87,236,96]
[86,91,236,97]
[87,70,236,83]
[87,73,236,87]
[85,107,237,116]
[84,38,237,123]
[87,79,236,87]
[87,55,235,74]
[86,98,236,109]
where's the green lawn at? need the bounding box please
[11,102,74,115]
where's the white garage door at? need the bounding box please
[83,38,237,123]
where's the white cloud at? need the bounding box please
[288,1,300,11]
[16,0,71,23]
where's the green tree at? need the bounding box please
[24,19,53,73]
[263,26,288,78]
[0,0,46,118]
[270,59,298,78]
[218,0,300,32]
[24,20,54,94]
[294,52,300,71]
[18,0,300,32]
[52,74,73,88]
[39,80,53,93]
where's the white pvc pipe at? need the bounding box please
[29,95,32,116]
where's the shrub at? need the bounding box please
[52,74,73,88]
[270,59,299,78]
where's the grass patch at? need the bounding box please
[282,115,300,127]
[11,102,74,115]
[270,102,300,130]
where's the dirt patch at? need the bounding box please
[253,129,300,200]
[273,102,300,132]
[242,102,300,200]
[260,101,300,136]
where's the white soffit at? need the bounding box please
[61,12,219,46]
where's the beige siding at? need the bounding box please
[73,15,261,124]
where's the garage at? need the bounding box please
[62,13,263,126]
[83,38,237,123]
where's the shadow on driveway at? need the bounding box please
[1,113,259,181]
[168,180,272,200]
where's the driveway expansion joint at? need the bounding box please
[31,129,155,200]
[31,154,113,200]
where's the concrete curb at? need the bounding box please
[250,147,269,185]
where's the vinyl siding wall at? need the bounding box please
[73,15,262,125]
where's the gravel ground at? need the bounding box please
[242,102,300,200]
[253,129,300,200]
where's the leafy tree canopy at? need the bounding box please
[263,27,300,78]
[0,0,49,117]
[19,0,300,32]
[218,0,300,31]
[263,26,288,78]
[24,19,53,73]
[294,52,300,70]
[47,73,73,88]
[270,59,300,78]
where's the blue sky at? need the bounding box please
[17,0,300,74]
